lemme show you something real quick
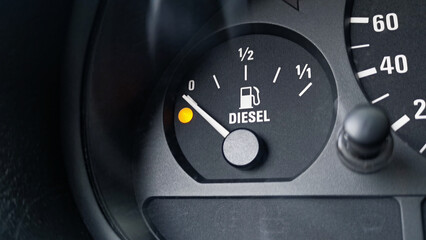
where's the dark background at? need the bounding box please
[0,1,91,239]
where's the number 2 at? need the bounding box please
[414,99,426,120]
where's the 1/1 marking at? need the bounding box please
[350,17,369,24]
[213,75,220,89]
[273,67,281,83]
[357,67,377,78]
[299,82,312,97]
[391,115,410,131]
[371,93,390,104]
[296,64,311,79]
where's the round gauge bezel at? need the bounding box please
[163,23,338,183]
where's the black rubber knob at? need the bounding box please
[222,129,264,169]
[344,105,390,145]
[338,105,393,173]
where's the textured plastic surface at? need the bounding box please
[65,0,426,239]
[145,197,402,240]
[0,1,91,239]
[423,200,426,238]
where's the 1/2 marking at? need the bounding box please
[273,67,281,83]
[350,17,369,24]
[299,82,312,97]
[391,115,410,132]
[213,75,220,89]
[244,65,248,81]
[357,67,377,79]
[371,93,390,104]
[239,47,254,61]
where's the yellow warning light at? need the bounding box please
[178,108,193,124]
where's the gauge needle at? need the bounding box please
[182,94,230,138]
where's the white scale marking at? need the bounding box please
[299,65,307,79]
[213,75,220,89]
[391,115,410,132]
[273,67,281,83]
[244,65,248,81]
[299,82,312,97]
[350,17,369,24]
[420,144,426,154]
[371,93,390,104]
[357,67,377,79]
[351,44,370,49]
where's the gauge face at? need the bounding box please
[165,30,336,182]
[350,0,426,157]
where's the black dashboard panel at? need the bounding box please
[62,0,426,239]
[0,1,91,239]
[423,200,426,238]
[145,197,402,240]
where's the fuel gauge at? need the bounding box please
[164,26,337,182]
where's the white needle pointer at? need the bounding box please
[182,94,230,138]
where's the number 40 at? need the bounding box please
[380,55,408,74]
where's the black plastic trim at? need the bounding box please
[62,0,121,239]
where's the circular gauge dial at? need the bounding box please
[350,0,426,157]
[165,29,336,182]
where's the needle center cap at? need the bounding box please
[222,129,263,169]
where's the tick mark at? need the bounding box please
[350,17,369,24]
[371,93,390,104]
[391,115,410,132]
[273,67,282,83]
[351,44,370,49]
[357,67,377,79]
[299,82,312,97]
[420,144,426,154]
[213,75,220,89]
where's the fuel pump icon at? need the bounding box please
[239,86,260,110]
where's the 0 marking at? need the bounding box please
[299,82,313,97]
[273,67,282,83]
[213,75,220,89]
[391,115,410,132]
